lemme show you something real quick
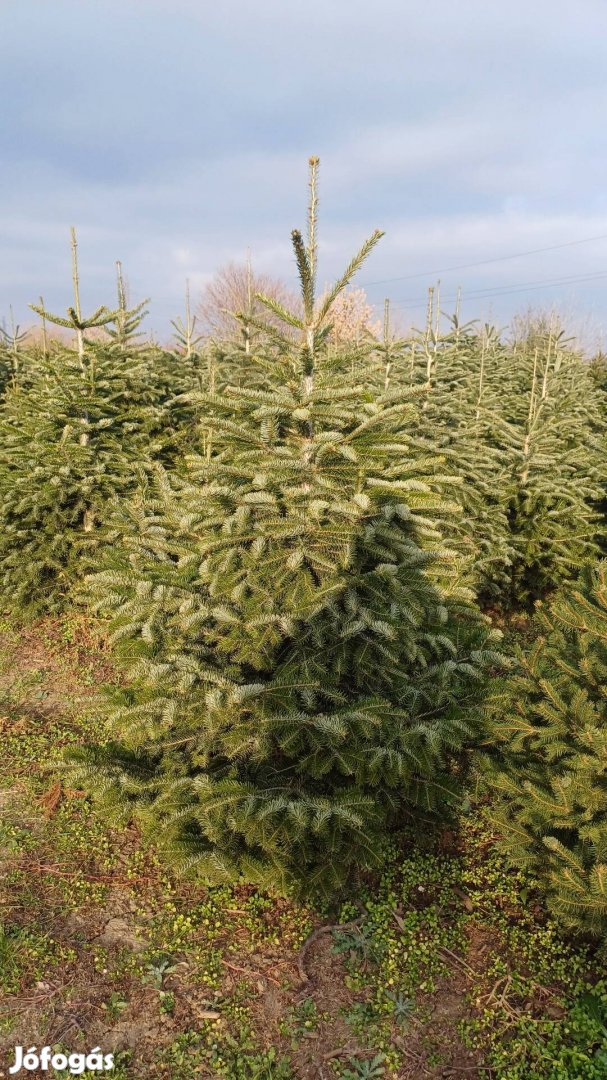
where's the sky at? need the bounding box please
[2,0,607,345]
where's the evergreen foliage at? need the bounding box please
[140,279,212,452]
[376,307,607,609]
[0,233,167,615]
[3,156,607,930]
[487,326,606,608]
[0,307,32,396]
[68,161,500,896]
[410,310,514,601]
[481,561,607,934]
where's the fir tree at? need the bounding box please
[487,327,606,608]
[588,349,607,392]
[0,307,31,397]
[481,561,607,935]
[392,309,607,609]
[408,311,514,602]
[377,299,406,393]
[105,260,150,352]
[149,279,223,455]
[69,160,500,897]
[0,231,166,615]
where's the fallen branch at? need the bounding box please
[298,915,364,983]
[323,1045,367,1062]
[7,860,153,887]
[439,945,479,977]
[221,958,281,988]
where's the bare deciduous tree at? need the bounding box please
[197,260,301,346]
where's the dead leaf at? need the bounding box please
[453,886,474,912]
[38,782,62,818]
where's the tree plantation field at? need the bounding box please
[2,161,607,1078]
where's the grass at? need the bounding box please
[0,616,606,1078]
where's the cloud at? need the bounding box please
[2,0,607,344]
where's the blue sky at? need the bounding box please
[2,0,607,343]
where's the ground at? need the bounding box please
[1,615,606,1079]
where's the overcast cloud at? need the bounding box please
[2,0,607,342]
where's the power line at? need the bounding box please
[460,269,607,300]
[361,231,607,288]
[414,268,607,304]
[390,268,607,313]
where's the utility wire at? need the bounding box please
[399,268,607,307]
[361,231,607,288]
[388,267,607,313]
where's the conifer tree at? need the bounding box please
[373,301,514,603]
[377,299,407,393]
[481,561,607,934]
[392,309,607,609]
[408,313,514,602]
[70,160,500,896]
[135,277,210,454]
[588,349,607,392]
[105,261,149,352]
[0,307,31,397]
[0,231,166,615]
[486,327,606,608]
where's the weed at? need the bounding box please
[102,990,128,1020]
[159,989,176,1014]
[279,996,323,1043]
[340,1053,386,1079]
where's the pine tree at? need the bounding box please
[69,160,500,897]
[392,308,607,610]
[342,292,515,604]
[407,310,515,602]
[132,277,211,455]
[0,307,31,397]
[105,260,150,352]
[0,231,167,615]
[481,560,607,935]
[486,326,606,608]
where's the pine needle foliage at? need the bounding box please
[0,232,167,616]
[487,327,607,608]
[408,313,514,601]
[380,307,607,610]
[105,260,150,351]
[69,161,500,897]
[141,280,215,454]
[481,560,607,935]
[0,307,32,396]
